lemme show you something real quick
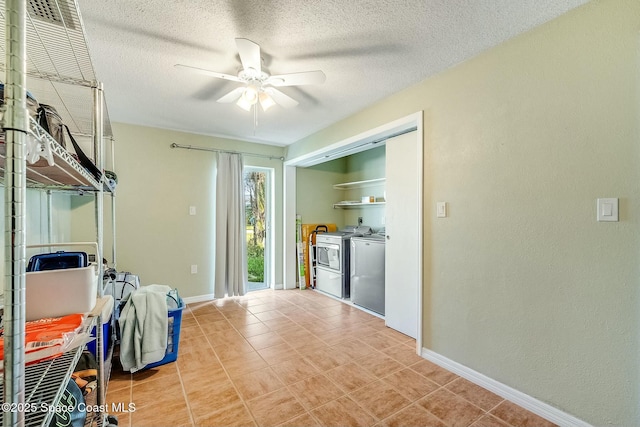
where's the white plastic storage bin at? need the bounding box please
[25,265,98,321]
[87,295,114,360]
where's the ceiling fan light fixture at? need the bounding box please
[180,38,325,116]
[259,91,276,111]
[236,95,253,111]
[237,85,259,111]
[242,85,258,104]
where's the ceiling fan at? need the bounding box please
[176,38,326,112]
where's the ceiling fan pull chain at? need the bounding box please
[253,105,258,134]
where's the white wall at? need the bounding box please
[285,1,640,425]
[0,188,72,293]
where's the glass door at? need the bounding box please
[244,167,272,291]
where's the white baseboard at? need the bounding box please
[420,348,592,427]
[273,283,284,290]
[182,294,216,304]
[182,285,287,304]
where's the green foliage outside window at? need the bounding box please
[245,171,266,284]
[247,243,264,282]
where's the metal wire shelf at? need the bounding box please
[0,0,113,137]
[0,116,112,191]
[0,316,97,427]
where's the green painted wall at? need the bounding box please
[295,146,386,229]
[71,122,286,296]
[295,157,346,227]
[285,1,640,425]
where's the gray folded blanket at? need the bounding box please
[119,284,171,372]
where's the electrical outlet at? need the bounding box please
[191,264,198,274]
[358,216,363,225]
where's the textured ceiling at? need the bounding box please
[80,0,590,146]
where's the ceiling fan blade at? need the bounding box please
[175,64,242,82]
[266,88,299,108]
[236,38,261,73]
[266,70,326,87]
[217,87,246,103]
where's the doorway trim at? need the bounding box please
[283,111,424,352]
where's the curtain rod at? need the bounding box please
[170,142,285,161]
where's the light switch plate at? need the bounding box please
[597,198,618,222]
[436,202,447,218]
[189,206,196,216]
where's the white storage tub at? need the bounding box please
[26,264,98,321]
[25,242,99,321]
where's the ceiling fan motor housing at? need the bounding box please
[239,68,270,83]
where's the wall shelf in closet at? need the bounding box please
[333,201,386,209]
[332,177,385,190]
[333,178,385,208]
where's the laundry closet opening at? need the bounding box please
[284,112,423,345]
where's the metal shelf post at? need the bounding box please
[3,0,28,425]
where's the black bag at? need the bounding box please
[0,83,40,119]
[63,124,102,181]
[37,103,66,149]
[48,379,86,427]
[0,83,40,144]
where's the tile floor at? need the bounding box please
[106,289,556,427]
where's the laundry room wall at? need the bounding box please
[295,157,346,227]
[70,122,286,298]
[295,146,386,229]
[342,146,386,229]
[285,0,640,425]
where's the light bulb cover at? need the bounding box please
[259,92,276,111]
[236,96,253,111]
[242,85,258,104]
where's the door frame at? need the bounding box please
[244,166,274,289]
[283,111,424,353]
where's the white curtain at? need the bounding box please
[214,152,247,298]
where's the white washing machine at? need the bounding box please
[315,226,372,299]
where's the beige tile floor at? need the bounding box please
[106,289,556,427]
